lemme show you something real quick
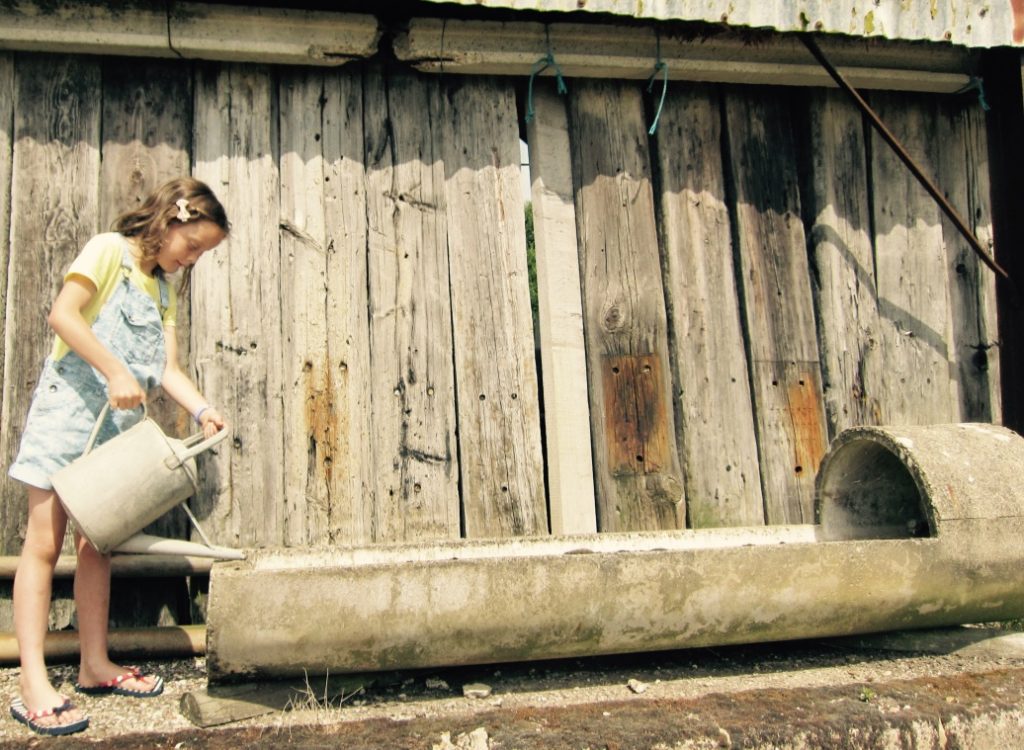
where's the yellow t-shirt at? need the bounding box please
[52,232,177,361]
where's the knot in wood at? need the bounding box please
[645,473,684,507]
[602,304,625,333]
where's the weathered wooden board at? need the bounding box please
[723,87,827,525]
[0,54,101,629]
[0,54,12,412]
[440,76,547,537]
[805,89,885,435]
[363,66,460,542]
[321,66,373,545]
[0,55,102,555]
[868,92,957,425]
[100,58,194,546]
[525,82,597,535]
[655,84,764,528]
[192,63,285,547]
[936,101,1001,423]
[569,80,684,532]
[279,68,331,545]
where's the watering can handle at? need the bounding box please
[86,403,228,464]
[82,402,146,457]
[173,425,230,464]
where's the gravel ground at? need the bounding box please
[0,629,1022,748]
[0,655,207,741]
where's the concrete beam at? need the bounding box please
[394,18,976,93]
[0,1,380,66]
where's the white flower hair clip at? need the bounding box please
[175,198,192,222]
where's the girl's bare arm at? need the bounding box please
[160,325,226,437]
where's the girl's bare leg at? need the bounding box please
[74,532,159,693]
[13,486,86,727]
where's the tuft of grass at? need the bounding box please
[270,670,366,733]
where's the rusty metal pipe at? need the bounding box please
[0,625,206,665]
[801,33,1012,284]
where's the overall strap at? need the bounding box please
[119,241,169,318]
[156,273,169,316]
[119,244,135,278]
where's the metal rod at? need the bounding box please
[801,34,1012,283]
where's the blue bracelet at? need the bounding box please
[193,405,213,425]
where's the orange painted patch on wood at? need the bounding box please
[602,354,670,476]
[787,374,826,479]
[304,357,337,482]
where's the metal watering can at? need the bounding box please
[51,403,243,560]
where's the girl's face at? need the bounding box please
[151,219,226,275]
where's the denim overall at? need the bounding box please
[9,243,168,491]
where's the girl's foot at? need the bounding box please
[76,664,163,698]
[10,693,89,736]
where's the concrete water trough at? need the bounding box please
[205,423,1024,682]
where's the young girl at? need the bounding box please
[7,177,229,736]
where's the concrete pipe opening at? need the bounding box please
[816,432,933,541]
[816,423,1024,542]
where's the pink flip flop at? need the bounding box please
[10,696,89,736]
[75,667,164,698]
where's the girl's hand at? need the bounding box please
[107,366,146,410]
[199,407,226,438]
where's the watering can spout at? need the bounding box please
[113,533,245,561]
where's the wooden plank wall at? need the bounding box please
[0,49,1004,625]
[540,80,998,532]
[187,62,546,547]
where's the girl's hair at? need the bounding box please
[112,177,230,290]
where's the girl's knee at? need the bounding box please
[19,535,63,568]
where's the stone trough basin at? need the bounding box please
[205,423,1024,683]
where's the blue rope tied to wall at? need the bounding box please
[643,31,667,135]
[526,53,568,122]
[646,60,669,135]
[956,77,990,112]
[525,29,568,124]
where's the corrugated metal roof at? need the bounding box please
[420,0,1024,49]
